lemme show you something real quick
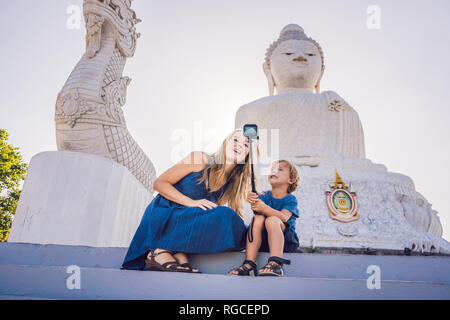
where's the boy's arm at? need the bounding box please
[251,200,292,222]
[263,205,293,223]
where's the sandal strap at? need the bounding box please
[230,260,257,275]
[179,263,202,273]
[242,259,257,270]
[236,265,251,273]
[268,256,291,266]
[151,250,174,257]
[179,263,190,268]
[262,261,279,270]
[259,261,284,276]
[161,261,179,269]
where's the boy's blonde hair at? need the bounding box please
[271,159,299,194]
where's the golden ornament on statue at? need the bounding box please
[325,169,359,223]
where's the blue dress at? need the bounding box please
[257,191,300,253]
[122,168,247,270]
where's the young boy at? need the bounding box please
[228,159,300,277]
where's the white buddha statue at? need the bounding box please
[235,24,450,254]
[235,24,365,166]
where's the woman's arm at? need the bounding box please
[153,151,217,210]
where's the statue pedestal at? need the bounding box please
[8,151,152,247]
[252,157,450,255]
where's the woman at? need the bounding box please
[122,129,255,273]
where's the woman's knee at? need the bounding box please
[265,216,283,230]
[214,206,239,219]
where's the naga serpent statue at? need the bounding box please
[55,0,156,192]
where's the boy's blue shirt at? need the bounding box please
[256,190,300,252]
[257,190,299,231]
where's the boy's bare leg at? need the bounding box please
[245,214,265,262]
[229,214,265,275]
[260,216,286,273]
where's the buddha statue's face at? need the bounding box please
[268,39,322,92]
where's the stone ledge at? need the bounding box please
[1,243,449,283]
[1,264,449,300]
[302,246,450,256]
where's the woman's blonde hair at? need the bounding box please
[198,129,259,218]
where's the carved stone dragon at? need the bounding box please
[55,0,156,192]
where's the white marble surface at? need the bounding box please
[8,151,152,247]
[236,89,366,165]
[247,157,450,254]
[236,23,449,254]
[236,24,365,166]
[55,0,156,192]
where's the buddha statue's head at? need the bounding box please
[264,24,325,95]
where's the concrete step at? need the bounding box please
[1,263,449,300]
[1,242,450,282]
[1,242,449,299]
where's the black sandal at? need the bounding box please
[178,263,202,273]
[172,252,202,273]
[144,250,187,272]
[228,260,258,276]
[258,256,291,277]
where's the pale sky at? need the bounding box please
[1,0,449,240]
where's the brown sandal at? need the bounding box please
[179,263,202,273]
[144,250,187,272]
[172,252,202,273]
